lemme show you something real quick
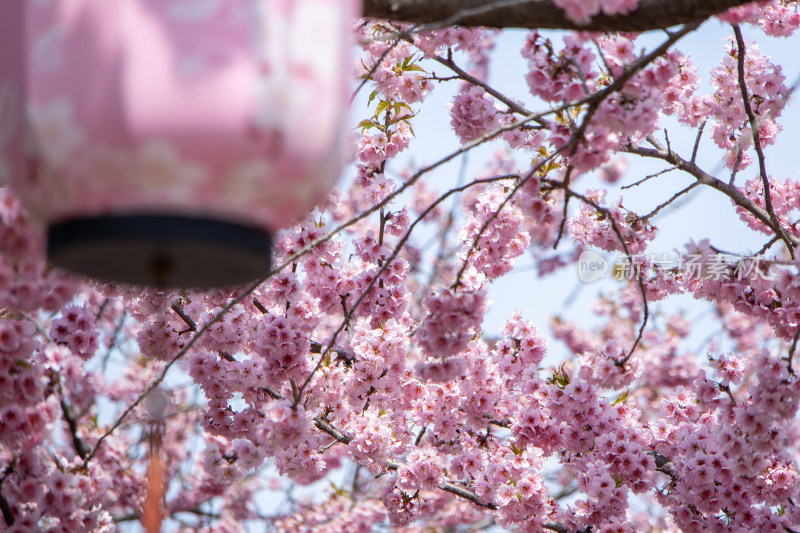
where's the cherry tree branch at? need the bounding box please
[238,384,511,517]
[0,457,17,527]
[290,85,598,405]
[0,455,19,526]
[543,179,650,363]
[570,22,701,147]
[171,302,197,333]
[731,24,795,257]
[625,136,800,249]
[311,412,580,529]
[641,182,700,221]
[451,22,697,292]
[426,51,542,122]
[363,0,757,32]
[787,328,800,376]
[60,398,90,461]
[0,492,11,527]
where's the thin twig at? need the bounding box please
[101,309,127,371]
[690,120,706,164]
[621,166,678,190]
[352,34,405,104]
[544,179,649,364]
[641,182,700,221]
[452,162,559,288]
[553,166,575,248]
[428,52,544,125]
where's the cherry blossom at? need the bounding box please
[1,2,800,532]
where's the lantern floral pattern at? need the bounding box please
[9,0,358,231]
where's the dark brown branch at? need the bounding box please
[0,457,18,526]
[0,493,11,527]
[252,298,268,315]
[171,303,198,333]
[787,328,800,376]
[60,398,89,461]
[363,0,757,32]
[309,341,352,364]
[439,482,497,510]
[731,24,794,257]
[113,508,220,524]
[314,417,354,445]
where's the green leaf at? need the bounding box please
[548,363,570,389]
[403,63,426,73]
[374,100,390,118]
[329,482,349,498]
[367,90,379,106]
[612,389,630,406]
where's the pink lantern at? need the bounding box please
[0,0,358,287]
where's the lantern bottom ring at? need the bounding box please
[47,214,273,288]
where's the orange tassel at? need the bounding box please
[142,428,164,533]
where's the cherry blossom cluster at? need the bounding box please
[719,0,800,36]
[521,31,683,173]
[0,190,76,312]
[708,40,788,169]
[568,189,657,254]
[651,351,800,530]
[449,86,502,144]
[458,180,531,280]
[49,304,99,361]
[1,2,800,531]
